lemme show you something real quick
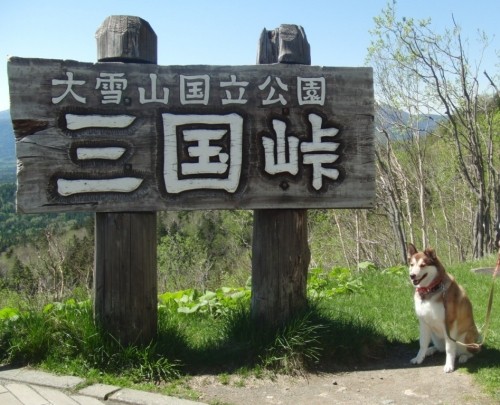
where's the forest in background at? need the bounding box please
[0,2,499,301]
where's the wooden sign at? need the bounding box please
[8,57,374,213]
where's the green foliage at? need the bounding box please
[157,210,252,292]
[358,261,378,271]
[0,306,19,320]
[1,225,94,302]
[0,183,94,303]
[381,264,408,276]
[157,267,363,320]
[1,261,499,401]
[260,312,324,374]
[0,183,91,253]
[0,298,181,382]
[367,0,500,261]
[307,266,364,299]
[158,284,251,317]
[0,266,369,379]
[324,268,416,344]
[5,257,36,294]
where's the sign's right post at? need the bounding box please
[251,25,312,328]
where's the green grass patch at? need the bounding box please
[0,260,499,400]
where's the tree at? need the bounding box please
[157,210,252,291]
[374,126,412,263]
[368,1,499,258]
[7,257,35,295]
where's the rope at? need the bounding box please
[479,250,500,344]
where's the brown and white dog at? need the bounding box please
[407,243,480,372]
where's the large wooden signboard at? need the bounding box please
[8,57,374,213]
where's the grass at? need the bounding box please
[449,258,500,398]
[0,258,499,401]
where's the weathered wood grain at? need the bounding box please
[252,208,310,327]
[96,16,157,64]
[8,53,374,214]
[252,24,311,328]
[94,211,157,344]
[93,15,157,346]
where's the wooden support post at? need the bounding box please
[251,25,311,328]
[93,16,158,345]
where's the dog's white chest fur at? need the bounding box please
[414,294,445,335]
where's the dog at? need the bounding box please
[407,243,480,372]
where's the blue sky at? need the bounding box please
[1,0,498,111]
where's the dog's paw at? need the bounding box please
[458,354,470,364]
[410,356,423,365]
[443,363,455,373]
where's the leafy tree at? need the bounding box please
[368,1,499,258]
[6,257,36,295]
[157,210,252,292]
[0,183,91,253]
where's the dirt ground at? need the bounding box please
[188,345,496,405]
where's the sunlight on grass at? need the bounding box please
[0,260,499,401]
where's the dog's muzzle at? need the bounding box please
[410,273,426,286]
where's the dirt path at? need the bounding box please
[188,346,495,405]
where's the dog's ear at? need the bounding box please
[407,243,417,259]
[424,247,437,260]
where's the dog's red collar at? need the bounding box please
[416,276,444,298]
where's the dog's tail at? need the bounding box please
[465,342,482,354]
[447,330,482,353]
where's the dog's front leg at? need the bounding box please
[411,320,431,365]
[443,335,457,373]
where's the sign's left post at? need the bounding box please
[93,16,158,345]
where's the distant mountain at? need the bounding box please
[375,104,443,140]
[0,110,15,182]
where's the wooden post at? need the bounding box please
[93,16,158,345]
[251,25,311,328]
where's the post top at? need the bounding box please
[96,15,157,64]
[257,24,311,65]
